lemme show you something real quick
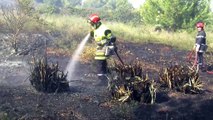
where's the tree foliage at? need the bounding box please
[61,0,82,8]
[140,0,212,31]
[41,0,82,8]
[34,0,141,24]
[36,0,82,14]
[113,0,134,22]
[83,0,107,8]
[82,0,140,23]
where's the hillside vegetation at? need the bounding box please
[0,0,213,52]
[44,15,213,51]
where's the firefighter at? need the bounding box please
[87,14,116,86]
[194,21,208,72]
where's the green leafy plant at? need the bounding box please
[183,75,203,94]
[29,56,69,93]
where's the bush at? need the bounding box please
[108,60,156,104]
[159,64,203,94]
[29,57,69,93]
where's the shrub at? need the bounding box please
[29,57,69,93]
[108,60,156,104]
[159,64,203,94]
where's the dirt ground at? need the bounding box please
[0,37,213,120]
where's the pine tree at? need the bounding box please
[140,0,212,31]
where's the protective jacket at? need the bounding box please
[195,30,207,52]
[91,23,112,60]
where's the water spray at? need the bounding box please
[65,33,90,86]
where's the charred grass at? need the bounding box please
[1,42,213,120]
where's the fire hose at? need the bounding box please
[187,49,213,74]
[106,40,125,65]
[114,46,125,65]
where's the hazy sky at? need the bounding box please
[128,0,145,8]
[211,0,213,11]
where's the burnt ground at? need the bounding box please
[0,38,213,120]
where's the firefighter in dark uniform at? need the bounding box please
[194,22,207,71]
[87,14,116,86]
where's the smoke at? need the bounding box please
[0,60,30,86]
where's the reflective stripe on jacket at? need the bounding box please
[196,30,206,45]
[94,24,111,43]
[93,24,112,60]
[195,30,206,52]
[95,48,107,60]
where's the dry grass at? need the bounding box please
[35,15,213,53]
[44,15,88,36]
[79,45,96,63]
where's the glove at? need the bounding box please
[195,44,200,52]
[110,36,116,43]
[97,39,108,46]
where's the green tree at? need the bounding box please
[35,0,43,3]
[37,0,62,14]
[113,0,134,22]
[39,0,140,24]
[140,0,212,31]
[66,0,82,7]
[82,0,108,8]
[43,0,62,7]
[102,0,116,9]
